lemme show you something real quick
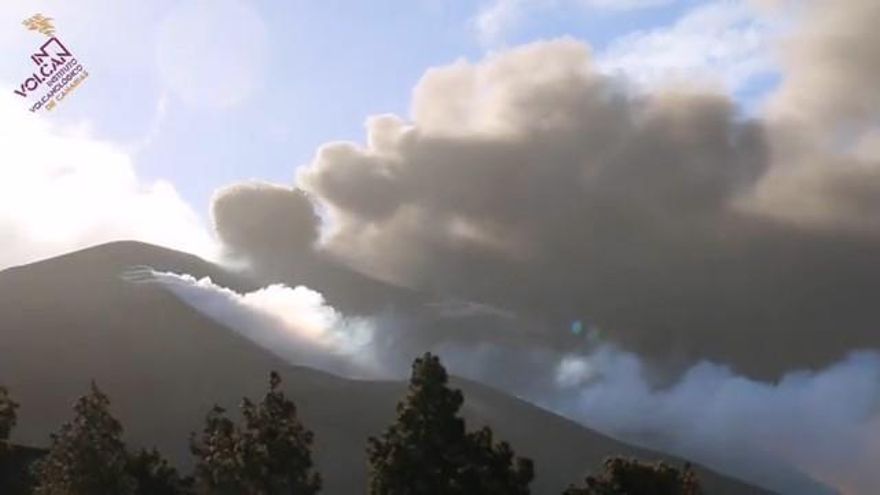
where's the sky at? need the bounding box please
[0,0,785,264]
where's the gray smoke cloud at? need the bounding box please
[769,0,880,136]
[190,3,880,492]
[147,270,879,494]
[745,0,880,237]
[211,181,319,268]
[213,4,880,377]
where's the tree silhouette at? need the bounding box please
[462,426,534,494]
[368,352,533,494]
[0,385,28,493]
[240,371,322,494]
[191,405,245,494]
[563,457,702,495]
[191,372,321,494]
[0,386,17,454]
[127,448,192,495]
[32,382,136,495]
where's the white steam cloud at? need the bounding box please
[141,269,880,494]
[124,268,386,379]
[0,94,216,271]
[546,348,880,494]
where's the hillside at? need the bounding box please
[0,241,782,494]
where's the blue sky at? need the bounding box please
[0,0,784,266]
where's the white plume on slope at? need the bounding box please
[124,268,383,379]
[546,347,880,494]
[135,267,880,495]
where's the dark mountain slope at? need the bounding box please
[0,242,784,493]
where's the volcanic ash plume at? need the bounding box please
[139,268,880,495]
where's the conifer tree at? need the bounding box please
[0,386,17,454]
[239,371,321,494]
[190,406,244,494]
[563,457,702,495]
[127,447,192,495]
[368,353,533,494]
[32,383,136,495]
[191,372,322,494]
[0,385,24,491]
[462,426,534,494]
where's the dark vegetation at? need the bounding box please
[563,457,702,495]
[0,354,702,494]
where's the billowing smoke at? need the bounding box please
[768,0,880,136]
[546,350,880,495]
[197,1,880,493]
[0,94,215,271]
[143,269,879,494]
[443,344,880,495]
[210,0,880,380]
[124,268,389,379]
[211,182,320,272]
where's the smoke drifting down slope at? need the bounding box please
[146,269,877,494]
[124,267,383,379]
